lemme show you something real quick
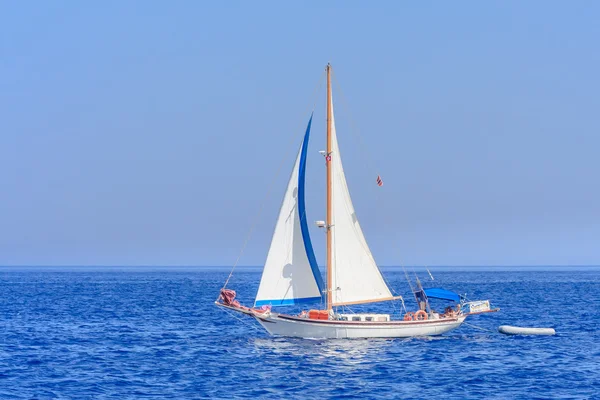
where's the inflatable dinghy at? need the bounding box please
[498,325,555,336]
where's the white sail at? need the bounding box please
[255,118,324,307]
[329,99,393,306]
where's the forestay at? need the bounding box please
[254,117,324,307]
[329,99,394,306]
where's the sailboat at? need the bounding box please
[216,64,498,338]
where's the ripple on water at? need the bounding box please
[0,268,598,399]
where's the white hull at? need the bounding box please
[254,312,467,339]
[217,66,497,339]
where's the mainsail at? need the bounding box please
[254,117,324,307]
[329,98,394,306]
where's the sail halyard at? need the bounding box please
[254,116,324,307]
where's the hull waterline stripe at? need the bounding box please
[255,296,323,307]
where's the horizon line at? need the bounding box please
[0,264,599,268]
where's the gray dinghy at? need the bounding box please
[498,325,556,336]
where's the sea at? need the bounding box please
[0,266,598,399]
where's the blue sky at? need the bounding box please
[1,2,598,266]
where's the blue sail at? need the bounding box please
[297,115,325,297]
[254,115,324,307]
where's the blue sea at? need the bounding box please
[1,267,598,399]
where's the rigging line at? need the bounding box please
[426,267,435,281]
[219,69,327,298]
[332,69,412,297]
[331,69,414,311]
[403,266,415,291]
[331,69,379,178]
[332,68,416,305]
[402,264,417,301]
[331,69,410,311]
[389,295,405,317]
[412,268,420,282]
[400,296,407,313]
[222,308,263,332]
[463,321,495,333]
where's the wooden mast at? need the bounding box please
[326,63,333,311]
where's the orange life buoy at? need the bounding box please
[414,310,428,321]
[403,312,414,321]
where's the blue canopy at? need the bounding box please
[424,288,461,302]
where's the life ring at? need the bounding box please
[414,310,428,321]
[403,312,414,321]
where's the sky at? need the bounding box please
[1,2,599,267]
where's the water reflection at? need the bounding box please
[251,336,396,366]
